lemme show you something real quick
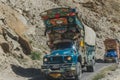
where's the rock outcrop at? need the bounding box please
[0,2,32,54]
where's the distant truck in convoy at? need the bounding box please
[40,8,96,80]
[104,39,120,63]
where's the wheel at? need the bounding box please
[75,62,82,80]
[104,59,107,63]
[44,76,49,80]
[87,60,95,72]
[115,57,119,63]
[86,66,95,72]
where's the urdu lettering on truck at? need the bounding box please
[40,8,96,80]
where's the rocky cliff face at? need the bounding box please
[0,0,120,80]
[0,0,59,80]
[1,0,59,52]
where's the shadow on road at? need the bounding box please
[11,64,44,80]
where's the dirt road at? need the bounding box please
[81,63,114,80]
[10,62,114,80]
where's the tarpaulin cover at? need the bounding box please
[84,25,96,46]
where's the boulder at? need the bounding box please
[0,2,33,54]
[18,36,32,54]
[0,42,12,53]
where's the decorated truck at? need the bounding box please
[40,8,96,80]
[104,39,120,63]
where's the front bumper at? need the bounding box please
[41,63,76,79]
[104,57,117,62]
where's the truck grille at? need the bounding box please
[52,56,63,63]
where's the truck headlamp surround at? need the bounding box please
[66,56,72,61]
[43,58,48,62]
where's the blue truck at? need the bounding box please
[104,39,119,63]
[40,8,96,80]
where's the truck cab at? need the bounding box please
[104,49,118,63]
[42,40,82,80]
[104,39,119,63]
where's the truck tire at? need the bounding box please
[44,78,49,80]
[87,60,95,72]
[44,74,51,80]
[86,66,95,72]
[104,59,107,63]
[115,57,119,63]
[75,62,82,80]
[78,56,82,64]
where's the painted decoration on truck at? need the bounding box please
[67,16,76,24]
[44,16,76,28]
[40,8,78,30]
[40,8,76,19]
[68,27,76,32]
[41,8,85,35]
[53,27,67,33]
[46,26,77,34]
[50,18,68,26]
[76,18,84,29]
[44,20,52,27]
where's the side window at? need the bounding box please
[73,45,77,54]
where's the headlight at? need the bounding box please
[43,58,48,62]
[67,56,72,61]
[65,56,72,61]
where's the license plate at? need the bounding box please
[108,59,113,61]
[52,64,60,69]
[49,73,61,78]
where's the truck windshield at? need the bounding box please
[55,42,73,50]
[105,49,117,57]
